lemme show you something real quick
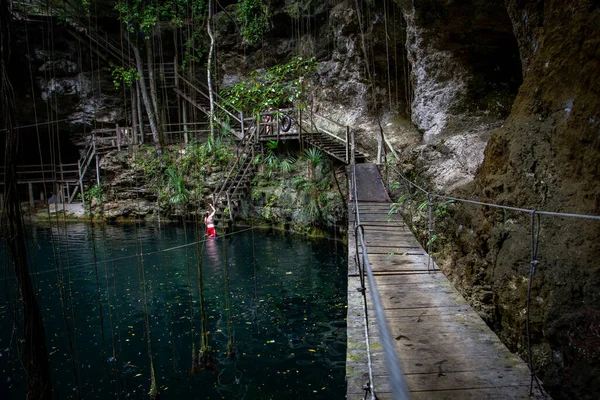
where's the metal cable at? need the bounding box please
[389,165,600,221]
[354,224,375,400]
[352,164,411,400]
[0,226,256,280]
[526,212,547,397]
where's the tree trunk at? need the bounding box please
[136,82,145,144]
[131,85,138,145]
[145,38,160,118]
[129,40,161,153]
[207,0,215,138]
[1,1,53,397]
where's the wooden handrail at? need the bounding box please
[211,123,257,208]
[176,72,243,125]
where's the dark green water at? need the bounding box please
[0,224,347,399]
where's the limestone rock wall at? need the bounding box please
[445,1,600,398]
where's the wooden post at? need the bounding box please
[55,183,62,204]
[240,112,245,140]
[131,86,138,145]
[78,159,85,206]
[227,192,233,222]
[182,101,189,144]
[345,126,350,164]
[28,183,34,208]
[257,114,261,142]
[116,124,121,151]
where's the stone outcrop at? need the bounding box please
[396,0,522,143]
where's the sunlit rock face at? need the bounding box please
[396,0,522,143]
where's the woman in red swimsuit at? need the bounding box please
[204,203,216,237]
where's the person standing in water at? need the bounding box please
[205,203,216,237]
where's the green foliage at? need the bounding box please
[116,0,204,36]
[220,56,318,115]
[283,0,312,19]
[180,1,208,71]
[238,0,269,45]
[261,193,278,220]
[265,140,279,150]
[279,157,296,174]
[85,184,105,207]
[387,178,456,252]
[166,167,190,205]
[303,147,323,181]
[131,137,234,211]
[110,64,139,88]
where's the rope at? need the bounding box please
[352,165,411,400]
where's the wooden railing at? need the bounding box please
[174,70,246,140]
[0,164,79,184]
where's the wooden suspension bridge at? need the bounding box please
[346,164,547,399]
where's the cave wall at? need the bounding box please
[396,0,522,143]
[448,1,600,398]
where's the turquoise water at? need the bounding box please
[0,224,347,399]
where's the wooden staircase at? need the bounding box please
[303,131,366,164]
[211,126,259,225]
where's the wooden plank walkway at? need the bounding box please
[346,164,546,399]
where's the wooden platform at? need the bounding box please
[346,165,546,399]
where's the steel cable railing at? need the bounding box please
[385,161,599,396]
[351,164,411,400]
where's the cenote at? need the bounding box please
[0,224,348,399]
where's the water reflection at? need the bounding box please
[0,224,347,399]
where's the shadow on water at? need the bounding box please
[0,223,347,399]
